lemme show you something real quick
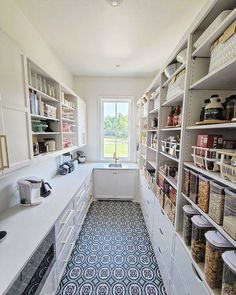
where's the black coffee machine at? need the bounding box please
[40,181,52,197]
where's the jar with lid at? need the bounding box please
[198,175,211,213]
[204,231,234,289]
[189,171,199,204]
[223,189,236,240]
[182,205,199,246]
[208,182,227,225]
[222,251,236,295]
[224,95,236,121]
[191,215,214,263]
[183,167,191,197]
[200,99,210,121]
[151,117,158,129]
[173,105,181,126]
[204,94,223,121]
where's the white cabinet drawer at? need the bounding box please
[39,265,57,295]
[171,263,189,295]
[174,235,209,295]
[57,240,75,280]
[55,200,74,240]
[155,227,172,274]
[57,221,75,259]
[155,246,169,293]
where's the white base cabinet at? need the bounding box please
[94,169,137,200]
[39,265,57,295]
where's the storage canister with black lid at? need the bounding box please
[204,230,234,289]
[222,251,236,295]
[191,215,214,263]
[183,205,200,246]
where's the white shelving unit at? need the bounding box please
[137,1,236,295]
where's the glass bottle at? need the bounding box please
[204,94,223,121]
[200,99,210,121]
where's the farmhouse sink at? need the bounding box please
[108,163,122,168]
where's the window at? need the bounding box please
[101,99,131,160]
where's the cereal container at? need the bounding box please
[182,205,199,246]
[190,171,199,203]
[191,215,214,263]
[222,251,236,295]
[204,231,234,289]
[183,167,191,196]
[198,175,211,212]
[223,189,236,240]
[208,182,226,225]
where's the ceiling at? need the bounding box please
[15,0,208,77]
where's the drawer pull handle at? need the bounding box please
[161,209,165,216]
[60,209,74,225]
[63,242,75,263]
[159,228,164,236]
[158,246,162,255]
[191,263,203,282]
[62,226,74,244]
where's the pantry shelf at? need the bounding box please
[30,114,59,122]
[186,122,236,130]
[147,160,156,169]
[32,132,60,135]
[162,91,184,107]
[147,146,158,152]
[184,162,236,191]
[182,193,236,248]
[62,118,76,123]
[28,85,59,103]
[158,170,177,190]
[149,107,159,114]
[160,151,179,163]
[192,9,236,58]
[163,64,186,88]
[61,103,76,111]
[160,127,181,131]
[190,57,236,90]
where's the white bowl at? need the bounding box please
[176,48,187,63]
[164,63,181,79]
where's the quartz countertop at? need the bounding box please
[0,162,138,294]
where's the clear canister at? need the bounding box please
[198,175,211,212]
[223,189,236,240]
[204,231,234,289]
[208,182,226,225]
[222,251,236,295]
[182,205,199,246]
[191,215,214,263]
[183,167,191,196]
[189,171,199,204]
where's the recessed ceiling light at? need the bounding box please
[107,0,123,7]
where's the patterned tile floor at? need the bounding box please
[57,201,167,295]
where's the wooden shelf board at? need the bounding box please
[182,193,236,248]
[190,57,236,90]
[30,114,59,122]
[163,64,186,88]
[160,151,179,163]
[187,122,236,130]
[192,9,236,58]
[184,162,236,191]
[158,170,177,189]
[162,91,184,107]
[28,85,59,103]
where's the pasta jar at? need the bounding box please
[204,231,234,289]
[198,175,211,213]
[189,171,199,204]
[191,215,214,263]
[223,189,236,240]
[222,251,236,295]
[183,167,191,197]
[183,205,199,246]
[208,182,227,225]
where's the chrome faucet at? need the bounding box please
[113,152,119,164]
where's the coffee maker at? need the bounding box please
[18,177,43,206]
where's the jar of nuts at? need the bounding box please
[222,251,236,295]
[183,205,200,246]
[198,175,211,213]
[189,171,199,204]
[183,167,191,196]
[191,215,214,263]
[204,231,234,289]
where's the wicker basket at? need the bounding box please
[192,146,221,171]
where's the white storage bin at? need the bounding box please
[166,70,185,100]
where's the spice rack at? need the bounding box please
[137,1,236,295]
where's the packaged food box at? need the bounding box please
[197,135,223,149]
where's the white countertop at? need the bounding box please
[0,162,138,294]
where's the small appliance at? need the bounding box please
[0,231,7,242]
[40,181,52,197]
[76,150,86,163]
[58,162,74,175]
[17,177,43,206]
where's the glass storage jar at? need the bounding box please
[222,251,236,295]
[198,175,211,213]
[183,167,191,196]
[183,205,199,246]
[223,189,236,240]
[204,231,234,289]
[191,215,214,263]
[208,182,227,225]
[190,171,199,204]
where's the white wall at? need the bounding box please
[0,0,73,88]
[74,76,152,162]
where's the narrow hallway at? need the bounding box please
[57,201,167,295]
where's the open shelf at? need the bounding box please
[160,151,179,163]
[149,107,159,114]
[61,103,76,111]
[190,57,236,90]
[158,170,177,190]
[184,162,236,191]
[147,146,158,152]
[62,118,76,123]
[187,122,236,130]
[32,132,60,135]
[28,85,59,103]
[30,114,59,122]
[163,64,186,88]
[147,160,156,169]
[162,91,184,107]
[160,127,181,131]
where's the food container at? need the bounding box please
[198,175,211,212]
[169,187,177,206]
[189,171,199,203]
[223,189,236,240]
[44,104,57,119]
[44,139,56,152]
[183,205,199,246]
[159,190,165,208]
[158,174,165,190]
[204,231,234,289]
[176,48,187,64]
[191,215,214,263]
[192,146,220,171]
[183,167,191,196]
[197,134,223,149]
[208,182,226,225]
[217,150,236,183]
[164,63,181,79]
[222,251,236,295]
[166,70,185,100]
[204,95,223,121]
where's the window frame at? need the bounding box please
[100,97,132,161]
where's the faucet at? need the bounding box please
[113,152,119,164]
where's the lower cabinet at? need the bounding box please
[39,265,57,295]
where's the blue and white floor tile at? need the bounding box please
[57,201,167,295]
